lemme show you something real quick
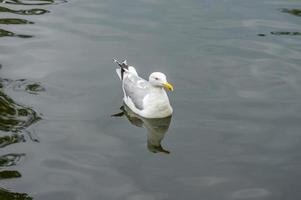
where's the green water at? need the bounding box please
[1,0,301,199]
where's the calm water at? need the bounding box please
[1,0,301,199]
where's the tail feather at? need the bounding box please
[113,59,129,80]
[116,68,122,80]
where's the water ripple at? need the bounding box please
[0,6,49,15]
[281,8,301,17]
[0,71,42,149]
[0,0,67,38]
[271,31,301,36]
[0,170,21,179]
[0,133,25,148]
[0,90,41,132]
[0,188,32,200]
[0,78,46,94]
[0,153,25,167]
[8,79,46,94]
[0,73,40,198]
[0,18,34,24]
[1,0,67,5]
[0,28,32,38]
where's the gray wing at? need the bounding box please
[123,74,150,110]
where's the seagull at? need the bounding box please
[114,59,173,118]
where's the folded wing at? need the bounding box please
[123,74,150,110]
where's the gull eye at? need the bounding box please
[155,77,159,80]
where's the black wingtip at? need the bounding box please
[113,59,128,68]
[113,59,129,80]
[113,59,122,67]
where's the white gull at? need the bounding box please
[114,59,173,118]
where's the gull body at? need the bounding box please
[114,59,173,118]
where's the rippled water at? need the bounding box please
[1,0,301,199]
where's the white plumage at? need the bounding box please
[114,59,173,118]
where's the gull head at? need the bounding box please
[149,72,174,91]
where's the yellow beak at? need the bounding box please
[163,82,174,91]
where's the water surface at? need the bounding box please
[1,0,301,199]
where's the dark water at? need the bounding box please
[1,0,301,199]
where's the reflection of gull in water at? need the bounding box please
[113,104,172,154]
